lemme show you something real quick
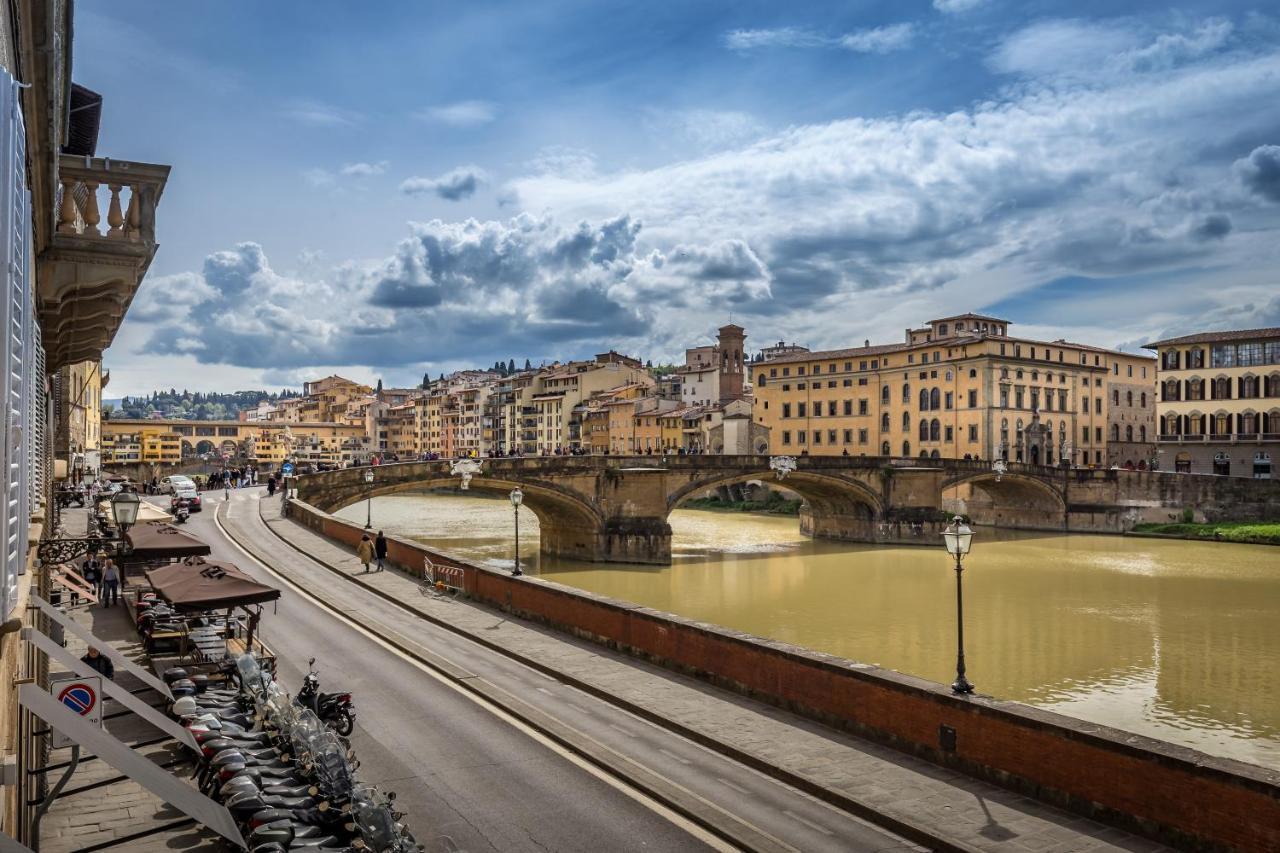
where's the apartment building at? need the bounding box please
[751,313,1156,466]
[1145,327,1279,478]
[678,325,748,406]
[507,354,654,454]
[53,359,106,482]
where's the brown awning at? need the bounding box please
[125,522,211,561]
[145,557,280,612]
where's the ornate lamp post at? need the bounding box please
[111,490,141,534]
[510,488,524,576]
[941,515,975,695]
[363,468,374,529]
[38,489,141,563]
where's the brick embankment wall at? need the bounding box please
[285,499,1280,852]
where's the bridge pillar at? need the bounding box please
[537,516,672,565]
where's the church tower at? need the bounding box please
[717,324,746,402]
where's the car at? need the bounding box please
[171,488,202,512]
[160,475,195,494]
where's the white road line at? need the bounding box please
[535,686,554,696]
[658,747,692,765]
[213,506,735,853]
[717,777,750,794]
[783,810,834,837]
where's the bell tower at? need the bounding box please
[717,324,746,402]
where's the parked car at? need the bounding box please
[171,488,202,512]
[160,475,195,494]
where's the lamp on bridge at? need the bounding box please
[510,488,524,577]
[941,516,975,696]
[363,468,375,530]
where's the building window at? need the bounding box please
[881,413,890,432]
[919,388,929,410]
[858,399,868,415]
[828,401,838,416]
[881,440,891,455]
[782,431,791,445]
[858,429,868,444]
[814,430,822,445]
[968,389,977,408]
[902,411,910,431]
[828,429,837,444]
[1213,453,1230,476]
[930,388,941,409]
[968,424,978,441]
[1211,345,1236,368]
[797,431,806,444]
[919,419,929,441]
[881,385,890,404]
[782,403,791,418]
[797,402,807,417]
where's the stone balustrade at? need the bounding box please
[54,155,168,246]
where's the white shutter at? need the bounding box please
[0,69,29,617]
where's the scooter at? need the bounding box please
[173,501,191,524]
[296,659,355,737]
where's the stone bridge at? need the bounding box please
[297,455,1280,565]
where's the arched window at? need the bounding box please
[969,368,977,378]
[1000,367,1009,379]
[1212,377,1231,400]
[945,370,953,380]
[1110,424,1120,441]
[1268,411,1280,435]
[929,388,940,409]
[1213,412,1231,435]
[1140,392,1147,407]
[1125,425,1133,441]
[930,419,941,441]
[1046,372,1053,382]
[1031,371,1039,381]
[902,440,911,456]
[903,383,911,403]
[1126,391,1133,407]
[919,419,929,441]
[757,375,767,388]
[1266,374,1280,398]
[881,385,890,404]
[881,441,891,455]
[1240,375,1260,398]
[919,388,929,410]
[881,412,890,432]
[930,449,941,459]
[1164,379,1181,401]
[1139,425,1146,442]
[902,411,910,430]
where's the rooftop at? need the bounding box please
[1143,327,1280,349]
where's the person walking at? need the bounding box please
[81,555,101,602]
[356,534,375,574]
[101,560,120,608]
[81,647,114,680]
[266,475,277,497]
[374,531,388,572]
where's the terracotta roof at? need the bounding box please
[754,341,907,366]
[931,313,1009,324]
[1143,327,1280,349]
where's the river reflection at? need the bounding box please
[336,491,1280,768]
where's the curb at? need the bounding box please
[241,499,979,853]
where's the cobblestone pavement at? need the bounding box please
[219,490,1171,853]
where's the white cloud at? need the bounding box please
[417,100,497,127]
[840,24,916,54]
[284,99,361,127]
[340,161,389,177]
[724,27,826,50]
[302,168,335,189]
[644,109,767,151]
[399,166,490,201]
[933,0,988,13]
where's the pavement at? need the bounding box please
[210,486,1171,853]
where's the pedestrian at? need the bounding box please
[356,534,375,574]
[374,531,388,572]
[101,560,120,608]
[81,555,100,602]
[267,475,277,497]
[81,646,114,680]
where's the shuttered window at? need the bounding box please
[0,69,32,617]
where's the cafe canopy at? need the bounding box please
[145,556,280,612]
[125,522,211,561]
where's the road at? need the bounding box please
[167,488,921,853]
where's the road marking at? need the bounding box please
[717,776,750,794]
[659,747,692,765]
[608,723,636,737]
[535,686,554,696]
[783,810,834,836]
[214,506,735,853]
[566,702,592,716]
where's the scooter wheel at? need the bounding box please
[332,709,354,737]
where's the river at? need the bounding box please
[335,491,1280,769]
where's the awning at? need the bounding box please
[99,499,172,523]
[145,557,280,611]
[125,522,211,561]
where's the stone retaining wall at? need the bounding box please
[285,498,1279,852]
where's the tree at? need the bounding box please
[524,358,532,370]
[422,372,430,389]
[507,358,516,374]
[375,379,384,395]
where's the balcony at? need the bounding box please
[38,154,171,370]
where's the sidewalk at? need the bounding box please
[226,494,1168,853]
[38,593,221,853]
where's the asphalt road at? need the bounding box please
[168,488,920,853]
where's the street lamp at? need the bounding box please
[510,487,523,576]
[363,468,374,529]
[110,490,140,533]
[941,515,975,695]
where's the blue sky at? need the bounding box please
[78,1,1280,395]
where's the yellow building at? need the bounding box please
[1145,327,1280,478]
[102,418,365,469]
[54,359,106,481]
[751,313,1155,467]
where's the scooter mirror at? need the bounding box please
[308,657,316,667]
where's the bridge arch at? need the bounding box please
[941,470,1066,528]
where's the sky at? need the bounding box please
[76,1,1280,397]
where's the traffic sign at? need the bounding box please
[281,462,294,475]
[50,672,103,748]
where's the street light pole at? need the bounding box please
[941,515,975,695]
[363,468,374,529]
[510,487,523,576]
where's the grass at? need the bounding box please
[1130,521,1280,545]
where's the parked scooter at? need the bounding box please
[296,658,355,737]
[173,500,191,524]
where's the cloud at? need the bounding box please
[340,161,389,177]
[840,24,916,54]
[1235,145,1280,203]
[933,0,987,12]
[1191,213,1232,241]
[284,99,361,127]
[724,28,825,51]
[417,100,497,127]
[726,24,914,54]
[399,166,489,201]
[644,109,767,151]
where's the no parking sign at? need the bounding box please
[49,673,102,748]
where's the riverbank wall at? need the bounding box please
[285,497,1279,852]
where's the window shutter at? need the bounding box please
[0,68,30,617]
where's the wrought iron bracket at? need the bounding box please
[37,536,126,564]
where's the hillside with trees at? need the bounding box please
[108,389,300,421]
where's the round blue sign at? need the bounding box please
[281,463,294,475]
[59,683,96,715]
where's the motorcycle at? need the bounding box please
[297,658,355,737]
[173,500,191,524]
